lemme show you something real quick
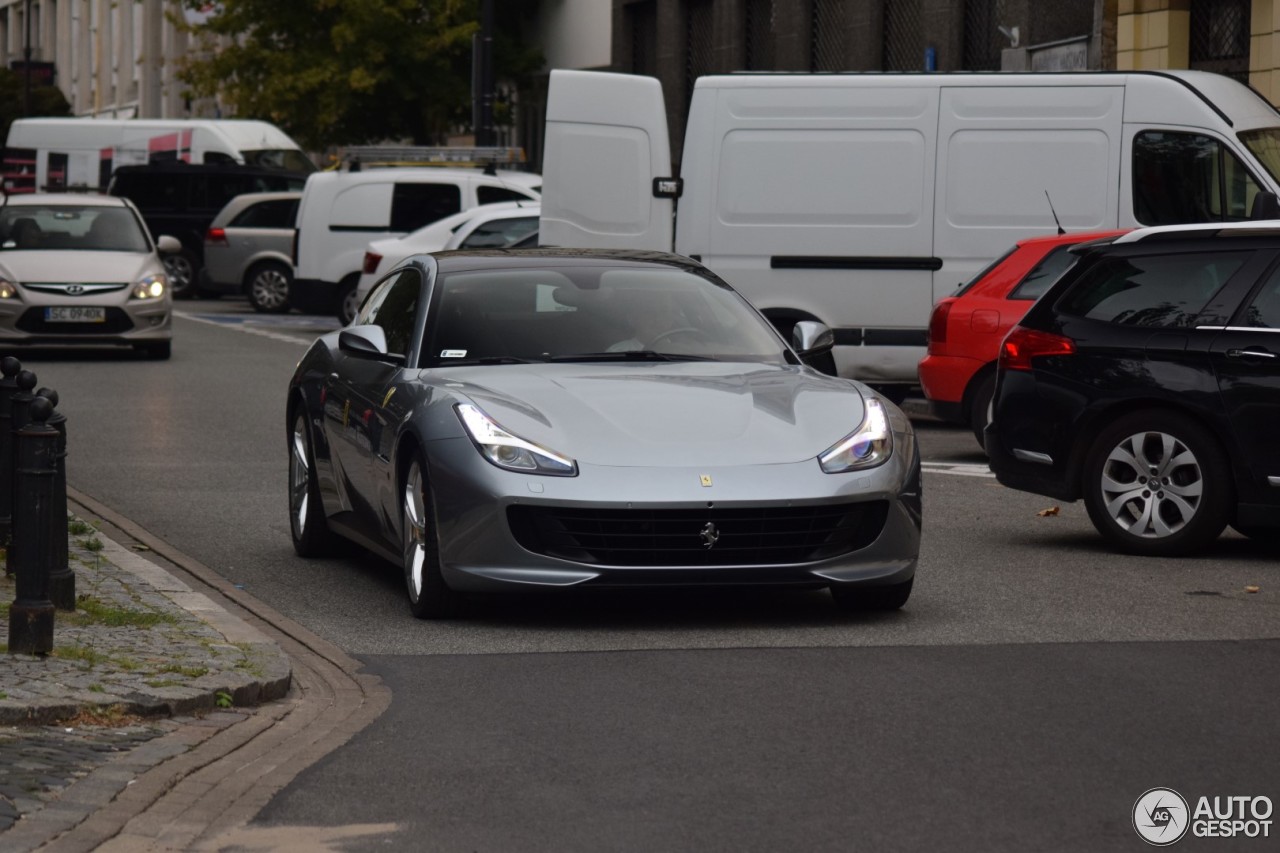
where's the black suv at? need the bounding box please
[985,223,1280,556]
[109,163,305,298]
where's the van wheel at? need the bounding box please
[164,250,199,299]
[968,372,996,450]
[246,262,293,314]
[335,276,361,325]
[1082,411,1231,556]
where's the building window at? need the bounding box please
[810,0,847,72]
[685,0,713,110]
[1190,0,1250,83]
[627,0,658,77]
[883,0,924,71]
[744,0,774,70]
[963,0,1004,71]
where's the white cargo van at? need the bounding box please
[292,167,540,321]
[3,118,314,193]
[540,69,1280,395]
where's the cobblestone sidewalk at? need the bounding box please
[0,516,291,840]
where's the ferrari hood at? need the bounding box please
[1,250,160,284]
[437,362,868,468]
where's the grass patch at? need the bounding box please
[81,537,104,553]
[60,595,176,629]
[67,519,95,536]
[145,679,181,688]
[52,644,109,667]
[158,663,208,678]
[57,705,141,728]
[88,684,105,693]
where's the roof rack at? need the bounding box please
[342,146,527,170]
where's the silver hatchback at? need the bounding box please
[201,191,300,313]
[0,194,178,359]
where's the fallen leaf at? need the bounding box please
[131,544,151,551]
[1036,506,1060,517]
[1245,585,1260,594]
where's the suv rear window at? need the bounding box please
[230,199,299,229]
[1057,251,1248,328]
[390,183,462,231]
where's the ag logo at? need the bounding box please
[1134,788,1190,846]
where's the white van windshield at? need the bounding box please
[1239,128,1280,186]
[241,148,316,173]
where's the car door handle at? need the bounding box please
[1226,348,1276,359]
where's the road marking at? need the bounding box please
[921,461,996,478]
[175,311,329,346]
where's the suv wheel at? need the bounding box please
[1082,411,1231,556]
[164,249,199,299]
[246,262,293,314]
[335,276,361,325]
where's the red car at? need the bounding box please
[919,229,1129,447]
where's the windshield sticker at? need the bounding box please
[441,349,468,358]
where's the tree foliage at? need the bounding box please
[0,70,72,141]
[176,0,543,151]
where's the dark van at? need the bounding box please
[109,162,306,298]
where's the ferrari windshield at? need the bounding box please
[0,205,150,252]
[421,262,791,368]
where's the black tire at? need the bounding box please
[289,406,339,557]
[402,451,459,619]
[136,341,171,360]
[968,372,996,450]
[830,578,913,611]
[164,249,200,299]
[335,276,361,326]
[246,262,293,314]
[1082,411,1232,556]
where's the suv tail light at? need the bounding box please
[362,252,382,275]
[927,298,954,354]
[205,227,228,246]
[999,325,1075,371]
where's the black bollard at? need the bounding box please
[36,388,73,610]
[4,369,36,577]
[0,356,21,543]
[8,395,58,656]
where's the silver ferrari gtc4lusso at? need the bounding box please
[287,249,922,618]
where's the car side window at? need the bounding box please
[390,184,461,232]
[1133,131,1263,225]
[458,216,539,248]
[477,185,537,204]
[1008,245,1078,301]
[230,199,299,229]
[1057,251,1249,328]
[358,269,421,355]
[1240,266,1280,328]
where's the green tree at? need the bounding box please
[0,69,72,141]
[175,0,542,151]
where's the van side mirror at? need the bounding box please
[1250,191,1280,220]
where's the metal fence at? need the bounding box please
[810,0,848,71]
[963,0,1006,71]
[685,0,715,107]
[1190,0,1250,83]
[627,0,659,76]
[883,0,924,71]
[744,0,775,70]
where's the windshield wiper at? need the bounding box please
[444,355,547,365]
[548,350,714,363]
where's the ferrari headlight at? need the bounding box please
[819,397,893,473]
[456,403,577,476]
[0,279,17,299]
[131,273,167,300]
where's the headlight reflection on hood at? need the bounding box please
[455,403,577,476]
[818,396,894,473]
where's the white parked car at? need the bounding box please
[0,193,180,359]
[355,202,540,305]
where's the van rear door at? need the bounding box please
[539,70,674,251]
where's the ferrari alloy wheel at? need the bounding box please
[402,453,458,619]
[289,407,337,556]
[1083,411,1231,556]
[830,578,913,611]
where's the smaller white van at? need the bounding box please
[3,118,313,193]
[292,167,540,321]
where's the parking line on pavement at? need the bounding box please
[175,311,316,346]
[920,461,996,478]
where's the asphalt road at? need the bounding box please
[13,300,1280,852]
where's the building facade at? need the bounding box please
[0,0,221,119]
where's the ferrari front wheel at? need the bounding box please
[402,453,459,619]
